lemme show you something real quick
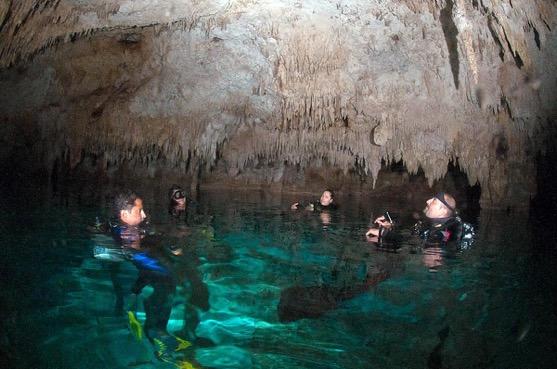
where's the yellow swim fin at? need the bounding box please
[175,360,197,369]
[127,311,143,341]
[174,335,192,351]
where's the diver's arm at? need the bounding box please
[291,201,313,210]
[167,244,183,256]
[366,216,393,238]
[374,216,393,229]
[141,233,183,257]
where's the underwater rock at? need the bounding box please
[277,270,389,322]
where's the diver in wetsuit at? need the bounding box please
[109,190,199,364]
[290,189,338,211]
[109,191,184,342]
[168,185,187,218]
[365,192,475,258]
[166,185,210,341]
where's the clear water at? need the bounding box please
[1,184,556,369]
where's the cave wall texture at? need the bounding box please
[0,0,555,207]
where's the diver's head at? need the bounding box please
[320,190,334,206]
[424,192,456,219]
[169,185,187,208]
[114,190,147,226]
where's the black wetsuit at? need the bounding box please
[311,201,338,211]
[377,216,475,250]
[110,222,177,339]
[166,206,210,340]
[412,216,475,249]
[296,201,338,212]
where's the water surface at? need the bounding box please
[1,185,556,369]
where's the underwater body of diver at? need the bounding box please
[278,213,475,323]
[277,269,390,323]
[88,212,202,366]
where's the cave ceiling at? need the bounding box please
[0,0,556,207]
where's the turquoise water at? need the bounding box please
[1,185,556,369]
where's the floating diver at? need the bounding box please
[290,189,338,211]
[365,193,475,272]
[366,192,474,250]
[89,191,200,367]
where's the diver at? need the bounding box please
[109,191,179,338]
[168,184,187,218]
[110,191,200,363]
[88,190,199,365]
[88,204,134,315]
[365,192,475,269]
[291,189,338,211]
[166,185,210,342]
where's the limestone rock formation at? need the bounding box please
[0,0,555,208]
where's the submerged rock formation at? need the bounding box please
[0,0,555,207]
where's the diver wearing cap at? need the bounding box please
[366,192,474,249]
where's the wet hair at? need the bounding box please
[114,190,140,218]
[323,189,335,199]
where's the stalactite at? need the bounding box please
[0,0,11,33]
[440,0,460,89]
[0,0,231,69]
[0,0,554,208]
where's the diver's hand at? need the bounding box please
[171,248,183,256]
[366,227,380,237]
[168,244,183,256]
[374,216,392,229]
[291,202,299,210]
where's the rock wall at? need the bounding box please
[0,0,555,207]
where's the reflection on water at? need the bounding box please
[1,186,556,369]
[422,247,444,271]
